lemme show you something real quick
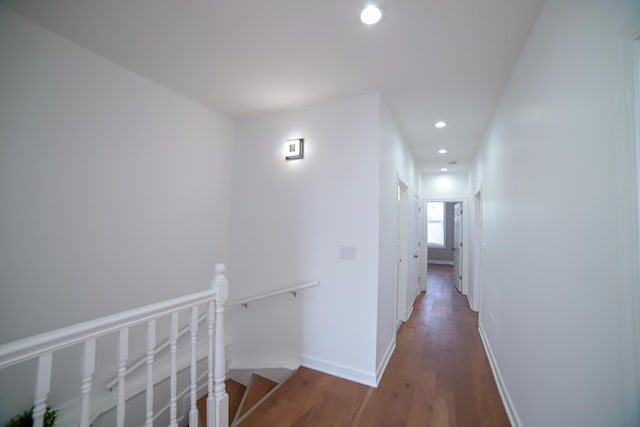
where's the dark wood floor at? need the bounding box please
[237,264,509,426]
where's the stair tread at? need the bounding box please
[236,374,279,419]
[193,378,246,427]
[235,367,371,426]
[227,379,248,423]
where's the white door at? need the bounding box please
[396,181,409,323]
[412,197,421,296]
[453,202,463,292]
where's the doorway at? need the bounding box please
[396,179,409,325]
[425,199,467,297]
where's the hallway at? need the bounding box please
[237,264,510,426]
[353,264,509,426]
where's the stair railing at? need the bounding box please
[0,263,230,427]
[229,281,320,309]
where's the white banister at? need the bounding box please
[189,306,199,427]
[168,312,179,427]
[0,289,217,370]
[106,311,208,391]
[207,299,215,427]
[116,328,128,427]
[32,353,52,427]
[0,264,227,427]
[145,319,156,427]
[212,263,229,427]
[229,281,320,308]
[79,339,96,427]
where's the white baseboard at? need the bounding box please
[428,260,454,265]
[376,338,396,386]
[466,294,477,312]
[300,354,377,387]
[478,323,522,427]
[405,304,414,321]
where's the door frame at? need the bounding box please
[614,17,640,425]
[396,178,409,325]
[471,186,483,312]
[424,197,471,299]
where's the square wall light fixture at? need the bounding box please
[285,138,304,160]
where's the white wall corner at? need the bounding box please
[478,324,522,427]
[375,338,396,386]
[300,354,377,388]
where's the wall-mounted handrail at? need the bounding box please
[228,281,320,308]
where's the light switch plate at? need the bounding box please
[339,246,357,260]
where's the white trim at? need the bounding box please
[478,323,522,427]
[427,260,454,265]
[376,338,396,386]
[615,15,640,426]
[405,304,414,322]
[300,354,377,387]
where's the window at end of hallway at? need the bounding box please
[427,202,445,248]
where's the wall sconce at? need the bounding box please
[285,138,304,160]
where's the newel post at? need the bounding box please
[210,263,228,427]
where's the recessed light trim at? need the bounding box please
[440,167,449,172]
[361,4,382,25]
[434,121,447,128]
[438,148,448,154]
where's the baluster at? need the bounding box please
[168,312,179,427]
[80,339,96,427]
[116,328,129,427]
[212,263,229,427]
[32,353,52,427]
[207,299,215,427]
[145,320,156,427]
[189,306,198,427]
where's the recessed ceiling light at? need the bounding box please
[434,121,447,128]
[438,148,448,154]
[360,4,382,25]
[440,167,448,172]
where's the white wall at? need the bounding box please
[377,101,421,376]
[470,0,640,426]
[0,7,233,423]
[422,171,469,200]
[228,93,381,385]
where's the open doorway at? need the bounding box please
[425,199,466,296]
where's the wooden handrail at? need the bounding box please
[228,281,320,308]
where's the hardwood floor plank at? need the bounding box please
[237,264,509,426]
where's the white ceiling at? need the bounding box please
[5,0,544,172]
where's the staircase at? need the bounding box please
[190,369,292,427]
